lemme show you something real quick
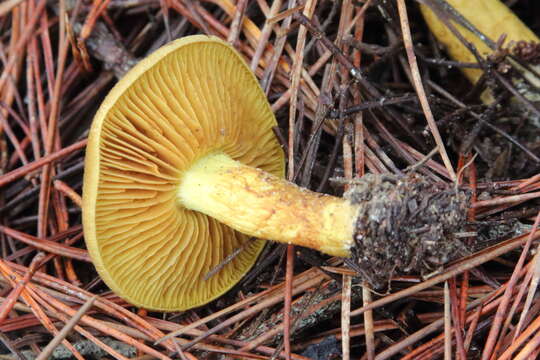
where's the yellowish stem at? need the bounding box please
[178,152,359,257]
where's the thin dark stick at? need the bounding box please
[328,94,417,118]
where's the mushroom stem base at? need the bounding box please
[346,174,470,288]
[177,152,358,256]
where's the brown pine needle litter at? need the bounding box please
[0,0,539,359]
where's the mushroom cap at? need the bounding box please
[83,35,284,311]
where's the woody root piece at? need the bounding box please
[83,35,470,311]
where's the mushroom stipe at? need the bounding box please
[83,35,470,311]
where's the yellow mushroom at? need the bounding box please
[421,0,539,85]
[83,35,469,311]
